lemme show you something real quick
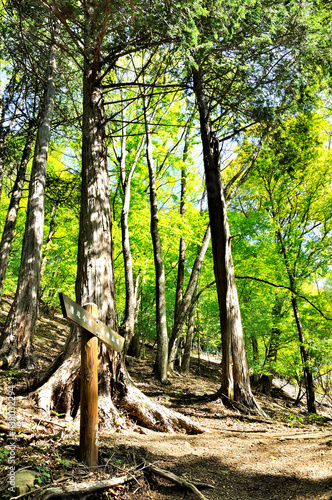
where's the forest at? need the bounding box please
[0,1,332,499]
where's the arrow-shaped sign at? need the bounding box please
[59,293,124,353]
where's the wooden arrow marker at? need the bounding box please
[59,293,124,466]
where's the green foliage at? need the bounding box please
[0,448,10,463]
[1,0,332,402]
[230,109,332,389]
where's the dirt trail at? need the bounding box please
[0,301,331,499]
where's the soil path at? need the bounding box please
[105,355,332,500]
[0,300,331,499]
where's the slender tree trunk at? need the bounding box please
[251,337,260,386]
[168,128,188,371]
[0,120,35,302]
[193,68,262,413]
[39,197,60,299]
[260,295,283,395]
[168,226,211,370]
[0,89,6,207]
[276,229,316,413]
[143,94,168,385]
[181,289,197,376]
[291,295,316,413]
[0,25,59,368]
[118,121,145,353]
[173,129,189,321]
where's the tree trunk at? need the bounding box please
[39,197,60,300]
[168,226,211,370]
[0,87,6,207]
[31,7,202,435]
[118,121,145,354]
[0,25,59,368]
[0,120,35,302]
[276,229,316,413]
[291,295,316,413]
[193,68,262,414]
[181,290,197,376]
[173,128,189,322]
[251,337,260,386]
[143,93,168,385]
[260,295,283,395]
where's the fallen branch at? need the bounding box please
[14,473,140,500]
[279,432,332,441]
[147,463,214,500]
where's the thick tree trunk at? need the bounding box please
[33,327,203,434]
[0,120,35,302]
[193,68,262,414]
[0,26,59,368]
[32,7,203,435]
[143,94,169,385]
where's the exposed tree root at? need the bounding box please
[218,388,267,419]
[12,464,214,500]
[147,464,214,500]
[118,372,204,433]
[31,337,204,434]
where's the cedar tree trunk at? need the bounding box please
[0,26,58,368]
[193,68,262,414]
[0,119,35,302]
[31,6,202,434]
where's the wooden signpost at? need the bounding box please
[59,293,124,467]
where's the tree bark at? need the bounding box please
[0,119,35,302]
[260,295,283,395]
[173,129,189,322]
[0,24,59,368]
[143,93,169,385]
[251,337,260,386]
[276,229,316,413]
[168,226,211,370]
[193,68,262,414]
[118,120,145,354]
[30,6,202,435]
[181,290,197,376]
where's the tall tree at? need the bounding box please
[143,90,169,384]
[31,0,205,433]
[188,0,327,412]
[0,18,59,368]
[0,116,37,302]
[235,110,332,412]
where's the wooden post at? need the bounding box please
[80,303,99,466]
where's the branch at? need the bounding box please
[235,276,332,321]
[224,126,269,203]
[147,464,214,500]
[12,473,139,500]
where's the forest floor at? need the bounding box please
[0,296,332,500]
